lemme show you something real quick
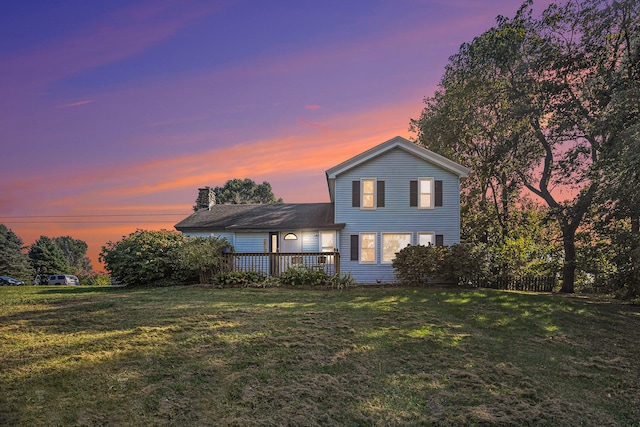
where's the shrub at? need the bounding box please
[99,229,186,287]
[446,243,492,286]
[392,245,448,286]
[178,236,231,284]
[392,243,491,286]
[327,272,355,290]
[279,266,329,287]
[213,271,265,288]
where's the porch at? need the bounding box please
[221,251,340,277]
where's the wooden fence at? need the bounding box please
[464,276,556,292]
[221,251,340,278]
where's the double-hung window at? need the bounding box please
[360,233,376,263]
[352,179,385,209]
[362,179,375,208]
[410,179,442,208]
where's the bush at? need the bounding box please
[446,243,492,286]
[178,237,231,284]
[392,245,448,286]
[213,271,265,288]
[327,272,355,290]
[392,243,491,286]
[279,266,329,287]
[99,229,186,287]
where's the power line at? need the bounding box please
[0,213,190,224]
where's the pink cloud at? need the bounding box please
[305,104,321,110]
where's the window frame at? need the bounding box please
[381,232,413,264]
[418,177,435,209]
[361,178,376,210]
[359,232,377,264]
[319,231,336,252]
[418,232,435,246]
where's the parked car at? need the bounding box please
[0,276,25,286]
[48,275,79,286]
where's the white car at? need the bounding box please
[48,275,79,285]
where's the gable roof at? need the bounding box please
[326,136,470,179]
[324,136,470,202]
[175,203,343,232]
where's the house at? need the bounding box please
[174,136,470,283]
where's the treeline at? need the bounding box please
[0,224,96,284]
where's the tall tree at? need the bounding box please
[0,224,33,280]
[214,179,283,205]
[53,236,93,277]
[28,236,69,279]
[412,0,639,293]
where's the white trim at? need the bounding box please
[326,136,470,179]
[361,178,376,210]
[418,177,434,209]
[359,232,377,264]
[418,232,435,246]
[319,230,335,252]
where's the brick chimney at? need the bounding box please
[196,187,216,210]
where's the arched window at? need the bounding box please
[284,233,298,240]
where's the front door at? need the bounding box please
[281,231,301,253]
[280,231,302,272]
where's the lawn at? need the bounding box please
[1,285,639,426]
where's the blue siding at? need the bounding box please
[235,232,269,253]
[212,232,235,246]
[301,231,320,252]
[335,147,461,283]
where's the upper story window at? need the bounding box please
[352,179,385,209]
[410,179,442,208]
[420,178,434,208]
[362,179,375,208]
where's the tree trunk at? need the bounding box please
[560,231,576,293]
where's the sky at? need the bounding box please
[1,0,556,272]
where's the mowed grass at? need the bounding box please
[1,286,639,426]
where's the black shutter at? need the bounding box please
[352,181,360,208]
[435,234,444,246]
[377,181,385,208]
[409,180,418,207]
[435,180,443,207]
[350,235,359,261]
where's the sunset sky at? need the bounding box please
[1,0,556,271]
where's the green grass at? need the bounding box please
[1,286,639,426]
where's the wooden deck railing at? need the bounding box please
[221,251,340,277]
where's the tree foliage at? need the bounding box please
[99,229,187,287]
[178,236,230,284]
[28,236,69,280]
[213,179,283,205]
[52,236,93,277]
[411,0,640,293]
[0,224,33,280]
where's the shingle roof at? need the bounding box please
[174,203,343,232]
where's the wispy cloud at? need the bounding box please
[0,0,221,101]
[55,99,95,109]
